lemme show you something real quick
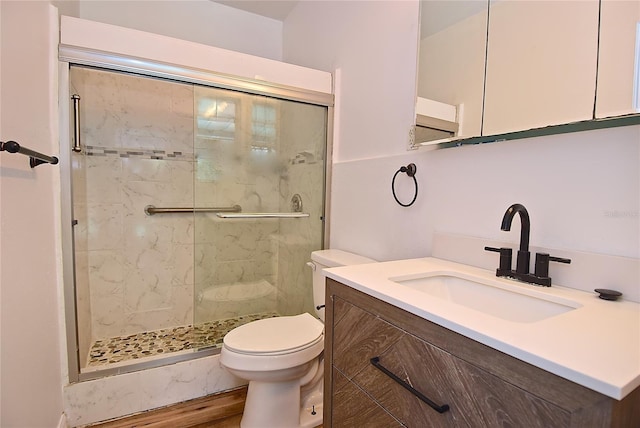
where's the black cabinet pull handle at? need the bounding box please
[370,356,450,414]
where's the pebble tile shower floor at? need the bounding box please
[87,312,278,367]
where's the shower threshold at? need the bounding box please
[82,311,278,372]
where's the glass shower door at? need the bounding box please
[68,65,328,373]
[192,86,327,345]
[70,65,198,370]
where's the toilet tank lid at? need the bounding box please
[311,249,376,268]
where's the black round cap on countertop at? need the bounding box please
[594,289,623,301]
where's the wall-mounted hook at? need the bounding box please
[400,163,417,177]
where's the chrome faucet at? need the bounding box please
[485,203,571,286]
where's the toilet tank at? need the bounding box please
[310,249,376,321]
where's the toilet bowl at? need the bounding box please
[219,249,376,428]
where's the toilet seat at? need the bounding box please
[223,313,324,356]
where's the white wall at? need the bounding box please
[284,0,420,162]
[0,2,297,426]
[284,1,639,284]
[1,0,637,426]
[0,2,64,427]
[73,0,283,61]
[328,125,640,259]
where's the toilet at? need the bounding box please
[220,249,375,428]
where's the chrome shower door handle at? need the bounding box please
[71,94,82,153]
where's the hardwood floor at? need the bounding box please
[190,414,243,427]
[88,386,322,428]
[89,388,246,428]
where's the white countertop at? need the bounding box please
[324,257,640,400]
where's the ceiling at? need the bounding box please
[212,1,485,37]
[211,1,300,21]
[420,1,487,39]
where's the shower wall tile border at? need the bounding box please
[85,145,194,161]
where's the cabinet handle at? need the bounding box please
[370,356,450,414]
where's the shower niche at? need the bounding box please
[68,66,328,375]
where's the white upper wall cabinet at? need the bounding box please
[417,1,488,139]
[596,0,640,118]
[482,0,599,136]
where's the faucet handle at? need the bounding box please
[534,253,571,278]
[550,255,571,264]
[484,246,513,274]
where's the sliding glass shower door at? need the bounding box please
[192,86,327,337]
[68,65,327,373]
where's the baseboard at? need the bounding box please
[88,387,247,428]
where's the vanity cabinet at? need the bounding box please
[324,278,640,427]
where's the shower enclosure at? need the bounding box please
[66,65,328,378]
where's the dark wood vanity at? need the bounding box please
[323,278,640,427]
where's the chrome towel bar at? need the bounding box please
[0,140,59,168]
[144,205,242,216]
[216,212,310,219]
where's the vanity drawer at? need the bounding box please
[331,295,569,427]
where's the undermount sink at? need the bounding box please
[390,271,581,323]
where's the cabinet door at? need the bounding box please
[356,334,570,427]
[418,0,489,138]
[483,0,599,135]
[332,297,571,427]
[595,0,640,118]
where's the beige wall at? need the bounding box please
[0,2,64,427]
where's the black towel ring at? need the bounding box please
[392,163,418,207]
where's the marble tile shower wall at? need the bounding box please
[192,90,280,322]
[71,67,197,343]
[275,166,325,317]
[193,181,280,323]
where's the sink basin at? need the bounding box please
[390,271,580,323]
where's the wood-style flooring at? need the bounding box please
[89,388,246,428]
[89,387,322,428]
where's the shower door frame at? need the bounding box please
[59,47,334,383]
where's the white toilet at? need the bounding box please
[220,249,375,428]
